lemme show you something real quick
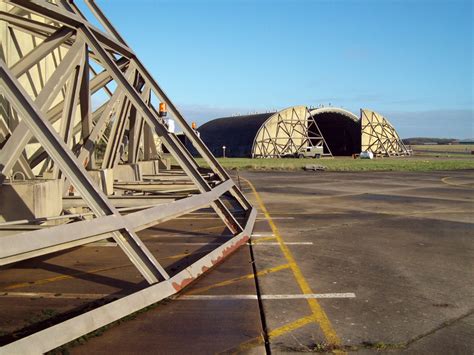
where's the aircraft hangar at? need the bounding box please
[197,106,409,158]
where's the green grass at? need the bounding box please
[195,156,474,172]
[411,144,474,154]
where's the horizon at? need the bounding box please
[84,0,473,139]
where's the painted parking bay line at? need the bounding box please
[176,217,294,220]
[1,250,213,291]
[223,314,317,354]
[251,233,275,237]
[263,293,355,300]
[0,292,356,301]
[241,176,343,347]
[151,242,313,246]
[0,292,115,300]
[178,293,356,300]
[251,242,312,246]
[186,263,291,295]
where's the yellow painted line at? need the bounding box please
[241,176,343,346]
[268,314,316,338]
[224,314,335,354]
[226,335,265,354]
[198,225,228,232]
[161,248,213,260]
[186,263,290,295]
[441,176,473,188]
[251,236,277,243]
[3,264,131,290]
[2,250,213,291]
[271,315,344,353]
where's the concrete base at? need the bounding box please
[136,160,160,175]
[0,179,62,222]
[159,155,172,170]
[88,169,114,195]
[113,159,170,183]
[113,164,141,182]
[138,158,171,174]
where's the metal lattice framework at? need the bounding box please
[252,106,332,158]
[0,1,255,352]
[361,109,410,157]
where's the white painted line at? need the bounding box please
[181,294,258,300]
[151,242,313,246]
[153,242,224,246]
[178,293,356,300]
[0,292,356,300]
[175,217,294,220]
[146,234,233,239]
[258,217,294,220]
[0,292,114,299]
[175,217,225,220]
[251,233,275,238]
[252,242,313,246]
[261,293,356,299]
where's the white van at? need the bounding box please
[296,146,324,158]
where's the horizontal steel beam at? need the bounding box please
[62,195,179,209]
[0,180,233,265]
[0,207,256,354]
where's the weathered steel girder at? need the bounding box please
[0,0,255,352]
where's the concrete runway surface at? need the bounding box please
[0,169,472,353]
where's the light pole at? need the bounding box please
[222,145,226,158]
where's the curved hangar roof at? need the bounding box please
[197,112,275,157]
[197,106,408,158]
[198,106,313,158]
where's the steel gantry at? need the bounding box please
[0,1,255,352]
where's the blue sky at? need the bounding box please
[89,0,472,138]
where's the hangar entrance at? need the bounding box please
[308,108,361,156]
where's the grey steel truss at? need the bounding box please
[0,0,255,352]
